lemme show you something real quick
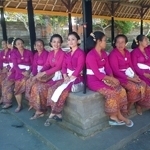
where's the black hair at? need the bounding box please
[86,31,105,52]
[35,39,45,46]
[12,38,24,50]
[13,38,24,46]
[131,35,146,49]
[49,34,63,47]
[68,31,80,46]
[7,37,15,45]
[113,34,128,48]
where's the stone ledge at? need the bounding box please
[62,89,110,137]
[22,89,138,138]
[61,89,138,138]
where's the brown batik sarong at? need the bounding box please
[97,85,128,115]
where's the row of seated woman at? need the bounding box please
[0,31,150,128]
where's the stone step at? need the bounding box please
[5,103,150,150]
[22,91,138,138]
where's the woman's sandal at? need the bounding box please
[30,113,44,120]
[2,104,12,109]
[52,115,62,122]
[44,115,62,127]
[109,119,125,126]
[44,118,52,126]
[126,120,134,127]
[15,106,22,113]
[135,105,142,115]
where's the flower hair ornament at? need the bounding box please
[12,37,16,46]
[90,33,96,41]
[134,38,138,45]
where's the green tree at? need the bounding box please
[92,19,111,33]
[49,16,68,34]
[92,19,136,35]
[115,21,135,34]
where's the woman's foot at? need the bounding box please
[2,104,12,109]
[30,112,44,120]
[44,115,62,127]
[126,109,131,116]
[122,112,128,118]
[28,106,33,111]
[135,105,142,115]
[125,119,134,127]
[15,106,22,113]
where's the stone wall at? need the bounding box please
[0,21,149,50]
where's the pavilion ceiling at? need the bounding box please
[3,0,150,22]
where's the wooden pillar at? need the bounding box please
[61,0,77,33]
[68,12,72,33]
[105,1,120,46]
[27,0,36,52]
[82,0,92,37]
[111,2,115,46]
[0,1,7,41]
[82,0,93,94]
[140,19,143,35]
[111,16,115,46]
[139,7,149,35]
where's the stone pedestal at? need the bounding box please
[61,89,109,137]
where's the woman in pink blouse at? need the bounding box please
[131,35,150,109]
[86,31,133,127]
[1,37,17,108]
[29,34,65,120]
[44,32,85,126]
[0,40,10,104]
[11,38,33,112]
[109,34,148,116]
[25,39,48,103]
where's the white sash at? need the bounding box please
[120,67,134,78]
[52,71,63,81]
[18,65,30,70]
[86,67,106,75]
[51,69,76,102]
[137,63,150,70]
[9,63,13,68]
[37,65,43,73]
[67,69,74,77]
[3,63,8,67]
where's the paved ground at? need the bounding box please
[1,104,150,150]
[0,110,51,150]
[122,130,150,150]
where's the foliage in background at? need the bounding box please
[4,12,150,43]
[115,21,135,34]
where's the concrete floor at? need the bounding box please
[122,130,150,150]
[0,111,51,150]
[0,103,150,150]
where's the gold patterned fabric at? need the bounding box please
[98,85,128,115]
[2,78,15,104]
[121,81,146,103]
[47,80,68,114]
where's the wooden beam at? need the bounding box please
[76,1,81,13]
[4,7,150,23]
[5,1,11,7]
[34,0,40,9]
[16,2,21,9]
[43,0,50,11]
[97,0,143,8]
